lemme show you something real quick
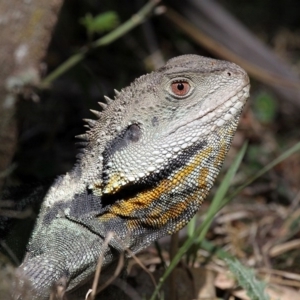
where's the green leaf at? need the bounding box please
[226,258,270,300]
[253,92,277,124]
[187,215,196,238]
[80,11,120,35]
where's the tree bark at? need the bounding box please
[0,0,63,186]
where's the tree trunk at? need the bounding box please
[0,0,64,186]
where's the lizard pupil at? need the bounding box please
[178,83,184,90]
[171,81,190,97]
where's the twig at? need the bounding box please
[110,277,142,300]
[0,241,19,265]
[0,163,16,179]
[154,241,167,269]
[124,245,158,290]
[269,239,300,258]
[288,189,300,214]
[0,208,32,219]
[259,267,300,281]
[96,252,125,294]
[87,231,114,300]
[165,8,300,90]
[40,0,161,88]
[106,233,160,295]
[222,141,300,208]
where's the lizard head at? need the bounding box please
[84,55,249,197]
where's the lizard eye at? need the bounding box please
[170,80,191,97]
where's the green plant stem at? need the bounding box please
[222,140,300,207]
[42,53,85,88]
[40,0,160,88]
[150,209,222,300]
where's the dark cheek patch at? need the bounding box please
[104,124,142,158]
[124,124,141,142]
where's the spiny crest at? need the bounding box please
[104,95,113,104]
[83,119,97,128]
[75,133,88,141]
[90,109,102,118]
[74,88,121,153]
[97,102,107,110]
[82,88,121,130]
[87,88,121,120]
[74,134,88,158]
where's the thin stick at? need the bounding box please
[222,141,300,208]
[154,241,167,269]
[88,231,114,300]
[165,8,300,90]
[125,246,158,290]
[0,241,19,265]
[96,253,124,294]
[110,277,142,300]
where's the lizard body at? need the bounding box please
[16,54,250,299]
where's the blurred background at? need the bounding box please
[1,0,300,299]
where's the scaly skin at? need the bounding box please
[16,55,250,299]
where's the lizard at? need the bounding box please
[15,54,250,299]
